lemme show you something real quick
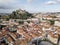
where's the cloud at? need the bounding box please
[0,0,18,9]
[45,1,57,5]
[0,0,17,4]
[27,0,33,3]
[0,0,34,9]
[0,0,17,6]
[56,0,60,1]
[0,5,14,9]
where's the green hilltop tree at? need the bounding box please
[49,20,55,25]
[9,9,34,19]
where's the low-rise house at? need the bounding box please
[54,21,60,26]
[5,35,14,45]
[55,27,60,35]
[47,31,58,44]
[43,15,53,20]
[42,23,52,31]
[27,18,40,24]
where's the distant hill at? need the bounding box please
[0,9,60,19]
[0,13,10,16]
[0,9,34,19]
[9,9,34,19]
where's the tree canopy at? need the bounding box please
[0,9,34,19]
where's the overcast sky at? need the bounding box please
[0,0,60,13]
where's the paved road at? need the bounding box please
[59,40,60,45]
[39,41,53,45]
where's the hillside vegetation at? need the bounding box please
[0,9,34,19]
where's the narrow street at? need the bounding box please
[39,41,53,45]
